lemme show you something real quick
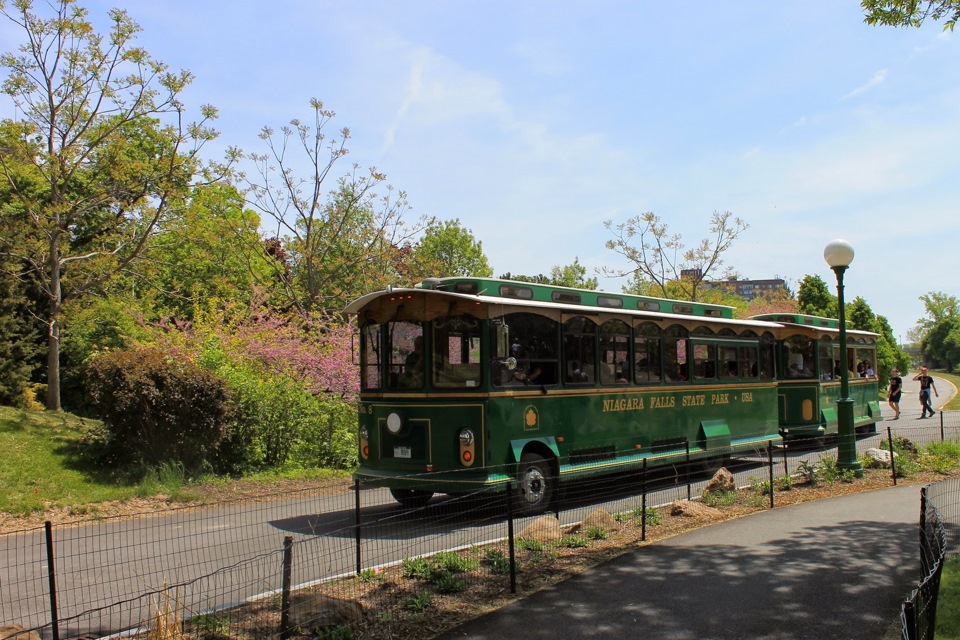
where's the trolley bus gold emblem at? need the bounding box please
[523,406,539,431]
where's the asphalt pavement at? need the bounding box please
[436,373,955,640]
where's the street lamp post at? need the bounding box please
[824,239,864,477]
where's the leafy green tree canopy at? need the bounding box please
[407,218,492,282]
[0,0,223,410]
[796,274,837,318]
[863,0,960,30]
[549,258,598,290]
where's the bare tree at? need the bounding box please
[602,210,749,301]
[244,99,428,312]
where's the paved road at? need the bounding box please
[436,372,957,640]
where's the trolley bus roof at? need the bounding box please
[345,286,878,340]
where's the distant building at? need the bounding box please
[706,277,786,301]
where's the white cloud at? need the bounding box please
[842,69,888,100]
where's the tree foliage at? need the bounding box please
[796,274,837,318]
[139,183,279,320]
[244,100,427,312]
[549,258,598,290]
[0,0,224,409]
[405,218,492,282]
[863,0,960,30]
[603,210,748,301]
[0,255,40,405]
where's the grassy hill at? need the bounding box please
[0,407,141,515]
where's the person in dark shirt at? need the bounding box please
[887,368,902,420]
[913,367,939,418]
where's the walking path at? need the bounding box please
[437,373,955,640]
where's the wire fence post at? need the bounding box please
[685,439,691,501]
[354,478,362,575]
[902,600,917,640]
[887,426,897,486]
[280,535,294,640]
[767,440,775,509]
[507,480,517,594]
[940,412,945,442]
[44,521,60,640]
[641,458,648,542]
[782,442,788,478]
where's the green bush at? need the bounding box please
[87,346,234,471]
[202,352,357,474]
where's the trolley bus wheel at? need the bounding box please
[515,453,555,515]
[390,488,434,509]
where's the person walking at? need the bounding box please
[887,368,902,420]
[913,367,939,418]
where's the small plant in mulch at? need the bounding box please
[775,474,794,491]
[701,488,737,507]
[585,526,608,541]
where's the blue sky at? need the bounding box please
[3,1,958,340]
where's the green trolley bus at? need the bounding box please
[345,277,808,514]
[751,313,881,441]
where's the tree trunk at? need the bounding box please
[45,234,62,412]
[46,318,61,411]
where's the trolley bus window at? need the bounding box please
[719,345,738,379]
[599,320,630,384]
[738,344,759,378]
[782,335,815,379]
[664,325,689,383]
[492,312,559,386]
[564,316,597,384]
[855,343,877,379]
[634,321,662,384]
[693,342,717,380]
[818,339,838,381]
[388,321,425,389]
[759,332,775,380]
[361,323,381,390]
[432,315,482,388]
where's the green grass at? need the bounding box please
[931,369,960,412]
[0,406,351,517]
[0,407,138,515]
[936,554,960,639]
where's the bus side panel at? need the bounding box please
[486,385,779,478]
[781,379,880,439]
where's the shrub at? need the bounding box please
[87,346,234,471]
[200,349,357,474]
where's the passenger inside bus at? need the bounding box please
[399,336,425,387]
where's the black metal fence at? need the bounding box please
[900,476,960,640]
[2,411,960,640]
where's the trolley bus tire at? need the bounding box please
[515,453,555,515]
[390,488,434,509]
